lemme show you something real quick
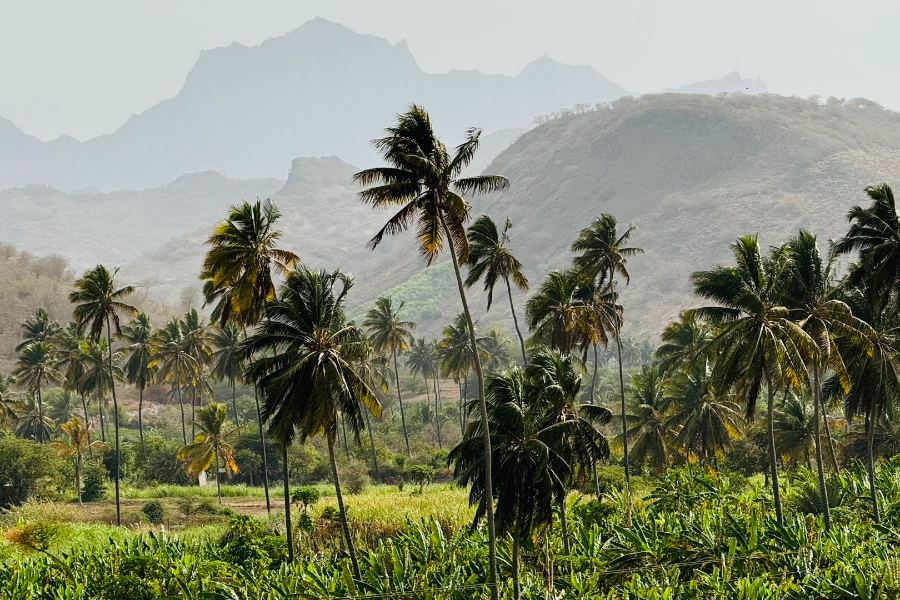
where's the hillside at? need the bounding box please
[0,18,629,191]
[476,94,900,338]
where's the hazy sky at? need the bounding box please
[3,0,898,141]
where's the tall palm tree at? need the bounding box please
[691,235,814,524]
[153,319,196,444]
[773,391,816,470]
[70,264,136,526]
[833,184,900,309]
[664,361,744,464]
[571,214,642,507]
[201,199,299,515]
[121,313,155,455]
[245,267,380,572]
[210,324,245,427]
[575,276,620,405]
[14,341,60,443]
[52,417,106,504]
[655,312,713,375]
[449,367,563,600]
[465,215,530,363]
[180,309,211,439]
[363,297,415,456]
[355,106,509,596]
[76,338,119,444]
[16,308,61,352]
[15,393,55,442]
[56,323,92,436]
[781,230,874,531]
[438,313,477,434]
[407,337,441,447]
[621,364,671,474]
[0,372,17,431]
[177,402,239,504]
[526,270,587,355]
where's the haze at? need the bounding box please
[2,0,898,141]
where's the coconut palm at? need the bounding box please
[355,106,509,595]
[449,366,563,600]
[571,214,642,509]
[210,324,245,427]
[363,297,415,455]
[153,319,197,445]
[200,199,299,515]
[46,390,79,425]
[781,230,874,530]
[70,264,136,526]
[55,323,92,435]
[575,276,621,405]
[76,338,121,448]
[773,392,816,470]
[180,309,211,439]
[481,327,512,372]
[438,313,477,434]
[526,270,587,356]
[245,267,380,572]
[621,364,671,474]
[465,215,530,363]
[177,402,239,504]
[833,184,900,308]
[690,235,814,524]
[14,341,60,443]
[664,361,744,464]
[655,312,713,375]
[120,313,155,455]
[0,372,17,431]
[16,308,61,352]
[52,417,106,504]
[407,337,442,447]
[15,393,55,442]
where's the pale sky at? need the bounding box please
[2,0,897,141]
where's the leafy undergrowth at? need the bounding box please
[3,469,900,598]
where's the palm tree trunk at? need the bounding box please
[432,370,442,448]
[340,414,350,457]
[282,444,294,562]
[215,450,222,504]
[327,432,360,579]
[36,382,44,443]
[81,394,93,459]
[440,213,498,600]
[75,453,82,505]
[591,342,599,405]
[820,398,839,473]
[98,392,107,443]
[765,374,784,525]
[559,494,571,559]
[422,372,434,442]
[105,315,122,527]
[231,379,240,427]
[364,407,379,481]
[506,278,527,365]
[393,348,411,456]
[512,527,521,600]
[138,384,145,458]
[191,385,196,441]
[244,328,272,515]
[458,380,465,434]
[615,326,631,522]
[866,408,880,522]
[176,362,186,444]
[812,367,831,531]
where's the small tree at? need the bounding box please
[52,417,107,504]
[407,465,434,494]
[177,403,239,503]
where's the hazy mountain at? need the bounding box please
[0,18,628,192]
[663,71,767,95]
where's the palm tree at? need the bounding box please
[621,364,671,474]
[16,308,61,351]
[76,338,119,444]
[655,312,713,375]
[121,313,155,455]
[177,402,239,504]
[781,230,874,530]
[245,267,380,572]
[56,323,92,435]
[526,270,587,355]
[70,264,136,526]
[52,417,106,504]
[363,297,415,456]
[14,341,60,443]
[153,319,196,444]
[355,106,509,596]
[833,184,900,308]
[15,393,55,442]
[664,361,744,464]
[465,215,530,363]
[438,313,477,434]
[571,214,642,508]
[773,392,816,470]
[180,309,211,439]
[690,235,814,524]
[47,390,79,425]
[407,337,441,447]
[449,367,562,600]
[575,276,620,405]
[201,199,299,515]
[210,324,245,427]
[0,372,17,431]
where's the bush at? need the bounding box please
[337,458,370,494]
[573,499,618,528]
[0,437,62,506]
[81,463,108,502]
[94,573,157,600]
[407,465,435,493]
[141,500,164,525]
[291,486,320,512]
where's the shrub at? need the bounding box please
[407,465,435,493]
[573,499,618,528]
[291,486,320,512]
[81,463,108,502]
[337,458,370,494]
[94,573,157,600]
[0,437,62,506]
[4,520,58,552]
[141,500,164,525]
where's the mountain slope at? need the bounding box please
[0,18,628,191]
